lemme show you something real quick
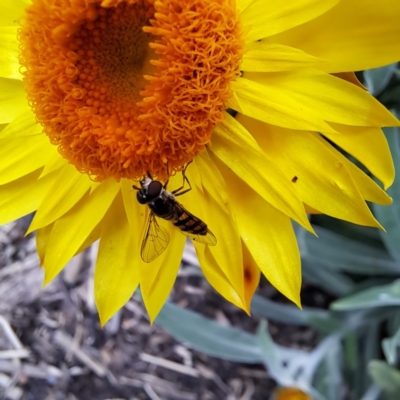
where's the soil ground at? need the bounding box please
[0,218,327,400]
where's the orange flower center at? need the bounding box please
[19,0,243,181]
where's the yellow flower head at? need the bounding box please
[0,0,399,324]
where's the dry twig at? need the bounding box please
[54,331,107,377]
[139,353,199,377]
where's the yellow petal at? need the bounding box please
[212,113,313,233]
[0,169,56,225]
[174,164,246,303]
[270,0,400,72]
[120,178,144,248]
[241,0,339,42]
[181,155,242,299]
[121,178,186,323]
[334,72,367,91]
[236,0,252,13]
[243,71,399,128]
[241,243,261,312]
[36,223,53,266]
[193,193,245,302]
[0,78,29,123]
[0,134,58,185]
[42,179,120,284]
[193,151,228,203]
[216,159,302,308]
[323,124,394,189]
[196,245,247,310]
[0,109,42,138]
[304,204,321,214]
[122,177,166,320]
[317,136,392,206]
[0,27,22,80]
[349,168,392,206]
[95,193,140,326]
[241,43,319,72]
[229,77,337,133]
[159,165,246,309]
[28,164,92,232]
[141,217,186,323]
[0,0,27,26]
[239,114,382,228]
[39,155,68,178]
[74,223,102,256]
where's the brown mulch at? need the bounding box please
[0,218,321,400]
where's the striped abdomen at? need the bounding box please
[172,203,208,236]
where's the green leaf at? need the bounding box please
[155,302,264,363]
[312,215,382,244]
[256,320,282,380]
[324,341,342,400]
[299,226,399,275]
[302,259,355,296]
[373,126,400,262]
[331,279,400,311]
[352,278,394,294]
[251,294,341,333]
[350,308,398,327]
[382,326,400,365]
[364,63,398,96]
[344,332,358,372]
[387,310,400,337]
[360,385,381,400]
[256,320,276,360]
[379,86,400,107]
[369,360,400,393]
[251,294,328,324]
[363,325,381,393]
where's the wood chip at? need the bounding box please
[0,350,29,360]
[0,360,63,380]
[240,381,256,400]
[143,383,162,400]
[104,310,121,335]
[54,331,107,377]
[173,345,193,367]
[0,316,25,350]
[0,255,39,279]
[63,253,85,285]
[120,375,197,400]
[139,353,199,377]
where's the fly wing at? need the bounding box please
[141,212,170,263]
[180,228,217,246]
[173,203,217,246]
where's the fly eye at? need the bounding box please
[147,181,163,200]
[137,191,147,204]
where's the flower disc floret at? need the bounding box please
[19,0,243,181]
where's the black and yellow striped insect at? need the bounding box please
[133,163,217,263]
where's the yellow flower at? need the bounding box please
[0,0,399,324]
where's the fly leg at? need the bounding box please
[172,161,193,197]
[163,162,170,189]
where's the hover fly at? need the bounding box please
[133,163,217,263]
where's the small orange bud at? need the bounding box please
[274,387,312,400]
